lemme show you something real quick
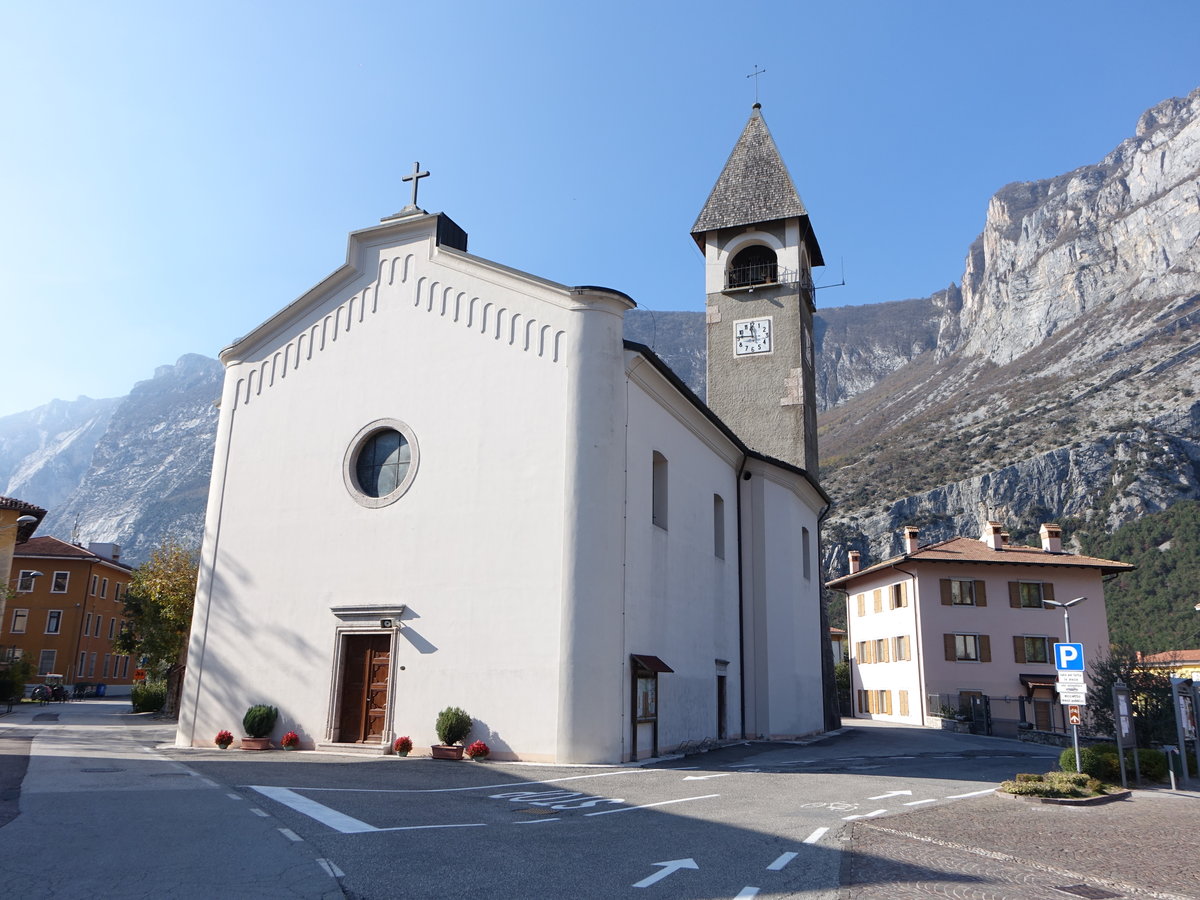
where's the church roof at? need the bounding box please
[691,105,824,264]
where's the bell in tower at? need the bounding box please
[692,103,824,477]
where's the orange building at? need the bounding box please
[3,536,136,695]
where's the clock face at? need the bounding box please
[734,317,773,356]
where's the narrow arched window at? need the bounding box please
[727,245,778,288]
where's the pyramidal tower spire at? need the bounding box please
[693,104,823,476]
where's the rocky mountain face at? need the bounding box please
[1,356,222,564]
[3,88,1197,586]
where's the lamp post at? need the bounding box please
[1044,595,1086,772]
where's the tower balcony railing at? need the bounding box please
[725,264,813,294]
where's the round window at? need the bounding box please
[344,419,419,508]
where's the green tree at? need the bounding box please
[1087,646,1175,747]
[114,539,198,715]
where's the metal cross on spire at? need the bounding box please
[747,65,767,104]
[402,161,430,209]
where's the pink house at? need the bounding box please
[827,522,1132,735]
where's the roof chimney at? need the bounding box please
[848,550,861,574]
[903,526,919,554]
[982,521,1004,551]
[1001,531,1011,547]
[1040,523,1063,553]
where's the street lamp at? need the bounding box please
[1043,596,1086,771]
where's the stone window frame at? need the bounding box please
[342,419,420,509]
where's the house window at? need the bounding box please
[84,613,92,636]
[945,632,991,662]
[713,494,725,559]
[90,575,98,595]
[941,579,987,606]
[103,654,111,677]
[78,651,87,676]
[94,616,102,638]
[873,638,889,663]
[889,582,908,608]
[114,583,123,603]
[120,656,129,678]
[10,609,28,634]
[100,578,108,599]
[1013,635,1055,664]
[727,244,778,288]
[651,452,668,529]
[1010,581,1055,608]
[857,689,892,715]
[802,528,811,580]
[38,650,56,675]
[45,610,62,635]
[88,652,97,677]
[51,572,69,593]
[108,618,116,640]
[17,570,38,593]
[892,635,911,661]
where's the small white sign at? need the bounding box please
[1058,689,1088,705]
[1057,672,1085,685]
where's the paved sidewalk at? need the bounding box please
[840,788,1200,899]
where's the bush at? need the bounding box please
[435,706,472,745]
[1059,746,1120,782]
[1136,748,1167,782]
[999,770,1102,798]
[131,681,167,712]
[243,704,278,738]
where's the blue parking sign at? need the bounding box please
[1054,643,1085,671]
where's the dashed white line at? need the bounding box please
[316,859,344,878]
[735,888,760,898]
[843,809,887,821]
[250,808,269,817]
[586,794,720,816]
[514,818,560,825]
[767,851,799,870]
[226,793,241,801]
[802,827,829,845]
[278,828,302,842]
[903,799,937,806]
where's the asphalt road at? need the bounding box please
[0,703,1064,899]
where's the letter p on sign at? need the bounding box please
[1054,643,1085,671]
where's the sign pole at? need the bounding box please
[1066,612,1082,774]
[1049,597,1087,774]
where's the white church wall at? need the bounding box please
[740,463,826,739]
[179,217,627,760]
[622,357,744,758]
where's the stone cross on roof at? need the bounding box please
[382,161,431,221]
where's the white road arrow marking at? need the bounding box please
[683,773,731,780]
[632,858,699,889]
[868,790,913,800]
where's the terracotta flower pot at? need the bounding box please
[431,744,464,760]
[240,737,272,751]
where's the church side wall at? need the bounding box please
[741,466,825,739]
[178,226,581,759]
[622,368,744,759]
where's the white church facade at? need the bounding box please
[176,107,833,763]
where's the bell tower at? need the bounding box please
[692,103,823,476]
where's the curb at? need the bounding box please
[993,788,1132,805]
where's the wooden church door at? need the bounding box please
[338,634,391,743]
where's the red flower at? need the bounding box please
[466,740,490,759]
[393,736,413,753]
[281,731,300,748]
[215,730,234,747]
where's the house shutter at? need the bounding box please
[857,594,865,617]
[944,633,956,661]
[940,579,953,605]
[975,581,987,607]
[899,690,909,716]
[1008,582,1021,608]
[882,640,890,663]
[980,635,992,662]
[1043,582,1056,607]
[873,589,882,613]
[884,691,893,714]
[900,582,908,607]
[1013,635,1026,663]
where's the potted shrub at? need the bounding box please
[466,740,490,761]
[432,706,472,759]
[241,704,278,750]
[215,730,234,750]
[393,736,413,757]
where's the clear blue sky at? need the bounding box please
[2,1,1197,417]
